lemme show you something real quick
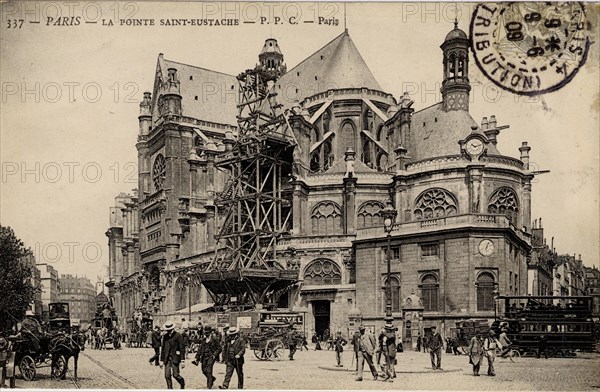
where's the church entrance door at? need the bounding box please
[313,300,330,341]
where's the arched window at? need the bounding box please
[488,187,519,225]
[174,277,187,311]
[414,188,458,220]
[194,136,205,155]
[384,276,401,313]
[477,272,496,311]
[310,128,320,145]
[303,259,342,285]
[376,152,388,172]
[311,201,342,235]
[189,281,202,306]
[448,53,456,77]
[340,121,356,153]
[357,201,385,229]
[421,274,439,312]
[152,154,166,192]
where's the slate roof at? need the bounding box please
[275,30,382,108]
[410,103,500,161]
[153,54,239,126]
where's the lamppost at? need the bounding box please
[186,270,193,322]
[382,201,398,322]
[493,285,500,320]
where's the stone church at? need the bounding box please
[107,23,535,344]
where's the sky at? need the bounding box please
[1,2,599,283]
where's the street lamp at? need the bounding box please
[382,201,398,322]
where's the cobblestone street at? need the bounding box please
[10,346,600,390]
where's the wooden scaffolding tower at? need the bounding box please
[198,67,298,310]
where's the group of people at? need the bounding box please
[348,323,398,382]
[149,321,246,390]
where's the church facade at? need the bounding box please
[106,25,535,343]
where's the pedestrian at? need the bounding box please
[182,330,190,358]
[286,325,297,360]
[149,326,162,366]
[451,337,461,355]
[355,325,378,382]
[193,326,221,389]
[333,331,347,367]
[445,338,453,354]
[383,323,397,380]
[429,326,443,370]
[536,334,548,359]
[219,327,245,390]
[416,333,422,352]
[220,326,228,363]
[376,328,385,373]
[0,332,8,388]
[467,330,484,376]
[146,328,153,348]
[499,327,512,358]
[483,330,502,376]
[159,321,186,389]
[301,335,309,351]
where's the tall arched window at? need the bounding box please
[174,277,187,311]
[322,110,330,134]
[340,121,356,153]
[384,276,401,313]
[152,154,166,191]
[362,137,373,167]
[303,259,342,285]
[477,272,496,311]
[488,187,519,225]
[421,274,439,312]
[357,201,385,229]
[311,201,342,235]
[414,188,458,220]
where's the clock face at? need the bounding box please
[466,139,484,156]
[479,239,494,256]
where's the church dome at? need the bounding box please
[260,38,283,55]
[444,22,467,41]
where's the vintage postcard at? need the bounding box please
[1,1,599,390]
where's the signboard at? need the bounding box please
[237,316,252,329]
[217,313,229,327]
[260,312,304,326]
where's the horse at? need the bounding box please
[49,333,80,381]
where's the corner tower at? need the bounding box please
[440,21,470,111]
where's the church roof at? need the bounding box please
[154,55,239,126]
[276,31,382,108]
[410,103,500,161]
[444,26,468,41]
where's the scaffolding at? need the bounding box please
[198,67,298,310]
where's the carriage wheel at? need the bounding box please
[265,339,285,361]
[19,355,36,381]
[52,355,68,379]
[253,349,268,361]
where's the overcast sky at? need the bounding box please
[1,2,598,282]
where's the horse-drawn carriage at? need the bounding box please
[4,303,80,387]
[245,311,305,361]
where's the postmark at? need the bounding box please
[470,2,591,96]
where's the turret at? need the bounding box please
[440,20,471,111]
[159,68,182,116]
[139,92,152,136]
[258,38,287,80]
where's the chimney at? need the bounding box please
[481,117,488,130]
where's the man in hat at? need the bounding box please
[20,310,44,352]
[149,326,162,366]
[355,325,378,381]
[383,323,397,380]
[429,326,444,370]
[160,321,186,389]
[467,329,484,376]
[483,330,502,376]
[286,324,297,360]
[193,326,221,389]
[219,327,245,389]
[333,331,347,367]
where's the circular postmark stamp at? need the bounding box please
[470,3,591,96]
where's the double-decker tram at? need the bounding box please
[493,295,595,356]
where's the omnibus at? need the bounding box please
[493,295,595,355]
